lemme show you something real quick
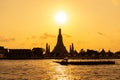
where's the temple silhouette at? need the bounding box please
[1,28,120,59]
[51,28,68,58]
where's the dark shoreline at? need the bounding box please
[0,58,119,60]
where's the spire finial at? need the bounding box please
[59,28,61,35]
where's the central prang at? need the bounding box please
[51,28,68,58]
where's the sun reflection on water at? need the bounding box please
[54,65,69,80]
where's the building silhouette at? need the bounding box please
[0,46,8,58]
[32,48,44,58]
[45,43,50,57]
[6,49,31,59]
[52,28,68,58]
[70,43,75,56]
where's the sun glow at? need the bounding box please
[55,11,67,24]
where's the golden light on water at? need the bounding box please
[55,11,67,25]
[55,65,68,80]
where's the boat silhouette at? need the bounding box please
[55,60,115,65]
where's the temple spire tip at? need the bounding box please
[59,28,61,34]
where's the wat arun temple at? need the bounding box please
[51,28,68,58]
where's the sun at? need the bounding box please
[55,11,67,24]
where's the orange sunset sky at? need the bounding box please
[0,0,120,52]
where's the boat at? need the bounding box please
[55,60,115,65]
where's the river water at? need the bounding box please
[0,59,120,80]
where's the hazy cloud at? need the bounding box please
[26,35,37,40]
[40,33,56,39]
[97,32,104,36]
[0,36,16,42]
[63,33,72,38]
[78,40,88,44]
[31,42,44,46]
[31,35,36,39]
[32,42,37,45]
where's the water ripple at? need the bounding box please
[0,59,120,80]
